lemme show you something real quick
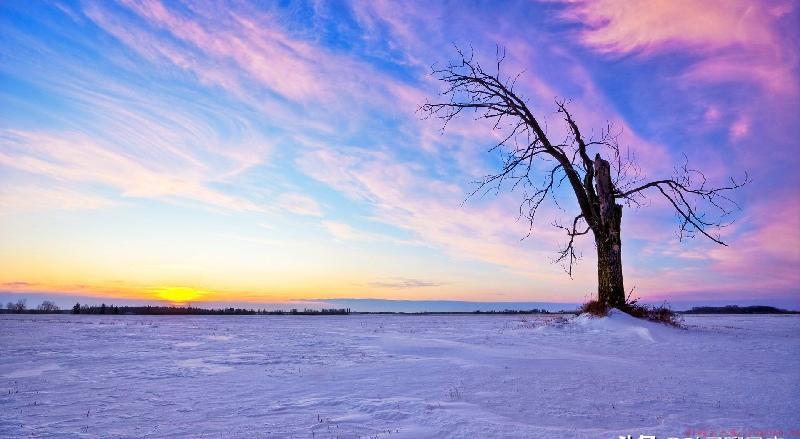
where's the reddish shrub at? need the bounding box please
[578,300,610,317]
[579,298,683,327]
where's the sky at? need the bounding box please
[1,0,799,310]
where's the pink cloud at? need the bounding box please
[561,0,781,54]
[86,0,324,108]
[298,146,596,292]
[83,4,246,97]
[680,52,798,95]
[729,116,751,140]
[0,129,326,220]
[560,0,798,94]
[97,0,429,122]
[322,220,419,247]
[704,105,721,123]
[0,185,116,214]
[0,130,262,212]
[705,192,800,289]
[629,190,800,298]
[275,193,323,217]
[358,2,676,178]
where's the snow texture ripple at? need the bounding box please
[1,313,798,438]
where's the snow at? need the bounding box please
[569,308,674,342]
[1,313,798,438]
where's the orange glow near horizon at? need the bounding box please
[0,1,798,309]
[153,286,208,305]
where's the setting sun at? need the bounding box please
[0,1,798,437]
[153,287,208,305]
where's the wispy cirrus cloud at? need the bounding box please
[323,221,420,247]
[559,0,798,94]
[367,278,442,289]
[0,0,797,306]
[561,0,783,53]
[0,130,262,212]
[1,281,33,289]
[100,0,327,103]
[704,192,800,290]
[0,184,116,214]
[87,0,427,128]
[1,2,345,219]
[298,146,587,287]
[276,193,323,217]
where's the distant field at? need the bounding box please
[1,314,798,438]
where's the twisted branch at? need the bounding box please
[420,46,747,275]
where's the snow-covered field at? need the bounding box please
[1,313,798,438]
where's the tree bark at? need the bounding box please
[593,154,625,307]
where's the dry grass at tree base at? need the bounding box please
[579,299,684,327]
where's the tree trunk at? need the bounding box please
[593,154,625,308]
[596,221,624,307]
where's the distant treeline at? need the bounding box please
[70,303,351,315]
[680,305,798,314]
[0,299,350,315]
[4,303,560,315]
[2,301,563,315]
[4,300,797,316]
[402,309,561,315]
[4,299,60,314]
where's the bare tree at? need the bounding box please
[8,299,27,313]
[420,48,747,307]
[37,300,60,313]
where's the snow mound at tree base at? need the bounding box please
[570,308,679,342]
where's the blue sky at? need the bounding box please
[1,0,798,309]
